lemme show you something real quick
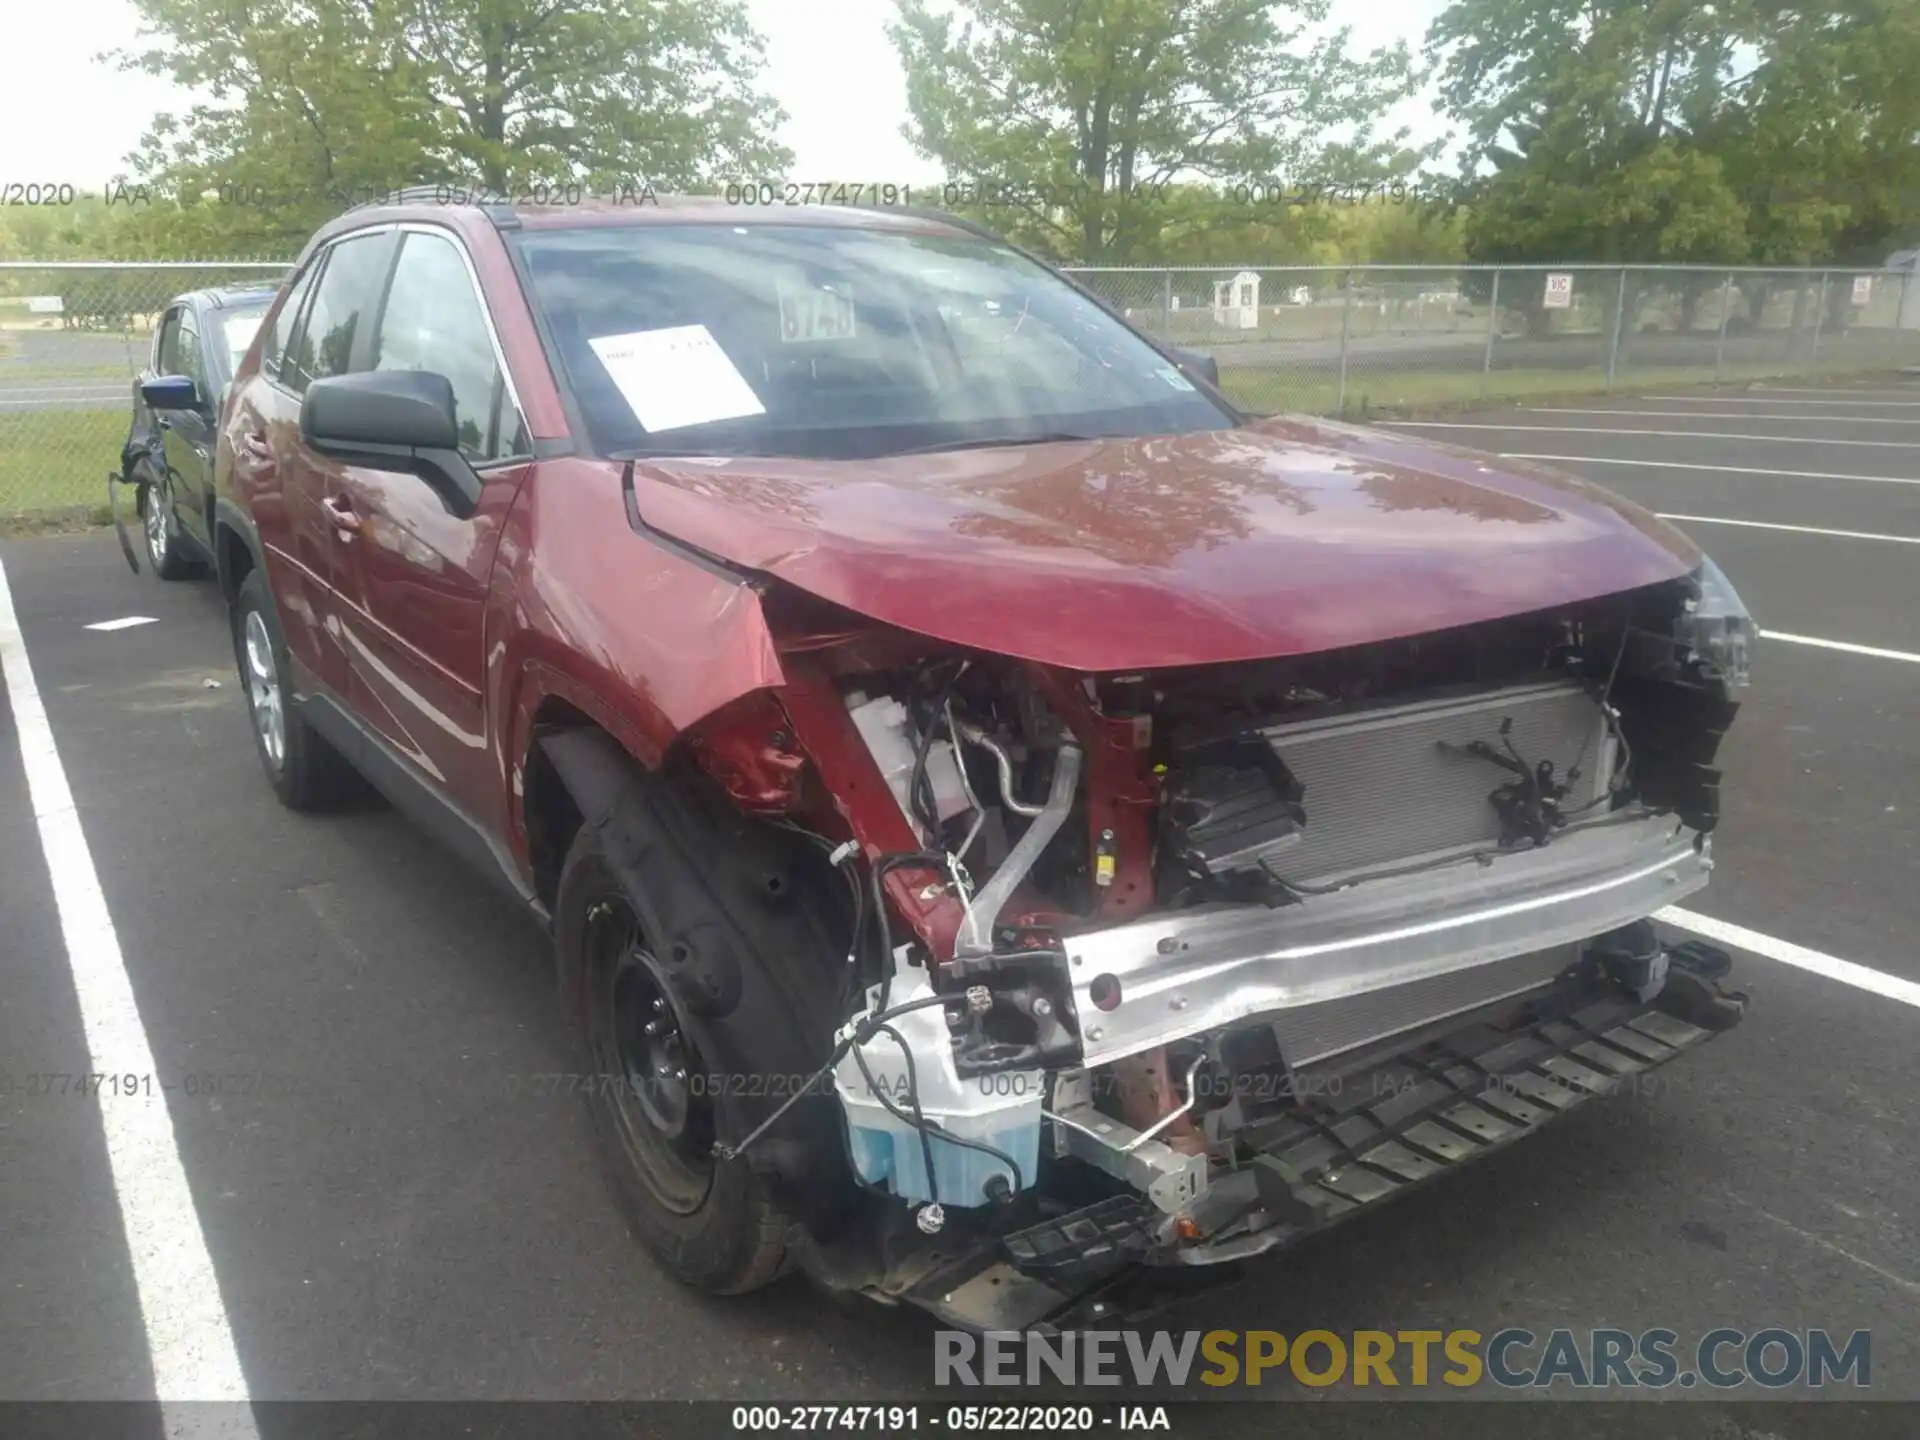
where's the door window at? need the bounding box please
[282,232,397,396]
[261,263,320,383]
[369,231,527,462]
[175,310,208,399]
[154,307,184,374]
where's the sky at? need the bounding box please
[0,0,1454,187]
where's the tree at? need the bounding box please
[1429,1,1758,334]
[1138,186,1465,268]
[1703,0,1920,267]
[1430,0,1920,288]
[889,0,1424,263]
[111,0,791,254]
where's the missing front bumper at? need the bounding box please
[1064,810,1711,1068]
[897,943,1744,1332]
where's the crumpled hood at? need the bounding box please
[624,415,1702,672]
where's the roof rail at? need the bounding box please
[344,183,520,229]
[890,204,1003,244]
[206,282,283,308]
[344,183,441,211]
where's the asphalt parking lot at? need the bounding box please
[2,375,1917,1420]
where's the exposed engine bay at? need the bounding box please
[681,559,1755,1328]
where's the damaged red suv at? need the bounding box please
[214,192,1755,1329]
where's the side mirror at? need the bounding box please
[303,369,460,451]
[1172,347,1220,389]
[141,374,201,411]
[301,370,479,513]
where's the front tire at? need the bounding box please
[548,758,860,1297]
[232,568,359,811]
[138,463,194,581]
[556,824,794,1294]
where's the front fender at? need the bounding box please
[489,460,788,875]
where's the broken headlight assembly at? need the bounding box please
[1676,555,1756,691]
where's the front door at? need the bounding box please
[327,227,533,821]
[251,230,401,699]
[159,306,217,552]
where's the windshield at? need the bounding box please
[217,304,271,374]
[513,223,1235,460]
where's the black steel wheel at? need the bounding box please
[556,822,796,1294]
[584,897,718,1216]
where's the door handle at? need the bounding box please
[238,432,271,462]
[323,494,364,535]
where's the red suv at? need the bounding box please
[216,192,1752,1330]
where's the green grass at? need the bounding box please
[1156,305,1495,348]
[0,409,128,532]
[19,363,141,380]
[1218,359,1918,420]
[4,353,1917,534]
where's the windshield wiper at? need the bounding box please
[883,431,1102,457]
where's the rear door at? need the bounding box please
[236,230,400,698]
[329,225,533,812]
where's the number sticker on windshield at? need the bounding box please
[778,282,856,343]
[588,325,767,433]
[1156,366,1196,391]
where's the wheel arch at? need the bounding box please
[521,697,622,916]
[536,716,860,1237]
[212,500,264,607]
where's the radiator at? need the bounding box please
[1266,943,1581,1067]
[1259,680,1610,885]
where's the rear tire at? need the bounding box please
[232,568,359,811]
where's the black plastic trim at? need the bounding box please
[297,692,547,924]
[210,497,266,599]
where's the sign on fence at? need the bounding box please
[26,295,64,314]
[1543,274,1574,310]
[1852,275,1874,306]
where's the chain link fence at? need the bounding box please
[1068,263,1920,419]
[3,258,1918,526]
[1,261,291,526]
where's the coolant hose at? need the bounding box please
[954,744,1083,957]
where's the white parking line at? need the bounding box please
[1655,514,1920,545]
[1759,631,1920,664]
[1522,407,1920,426]
[1498,453,1920,486]
[0,555,258,1420]
[1748,386,1920,397]
[0,385,133,394]
[0,396,123,407]
[1645,395,1920,408]
[1382,422,1920,449]
[1660,907,1920,1009]
[85,616,161,632]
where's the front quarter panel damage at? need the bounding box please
[492,459,787,875]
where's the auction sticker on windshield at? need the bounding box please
[779,280,857,343]
[589,324,768,433]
